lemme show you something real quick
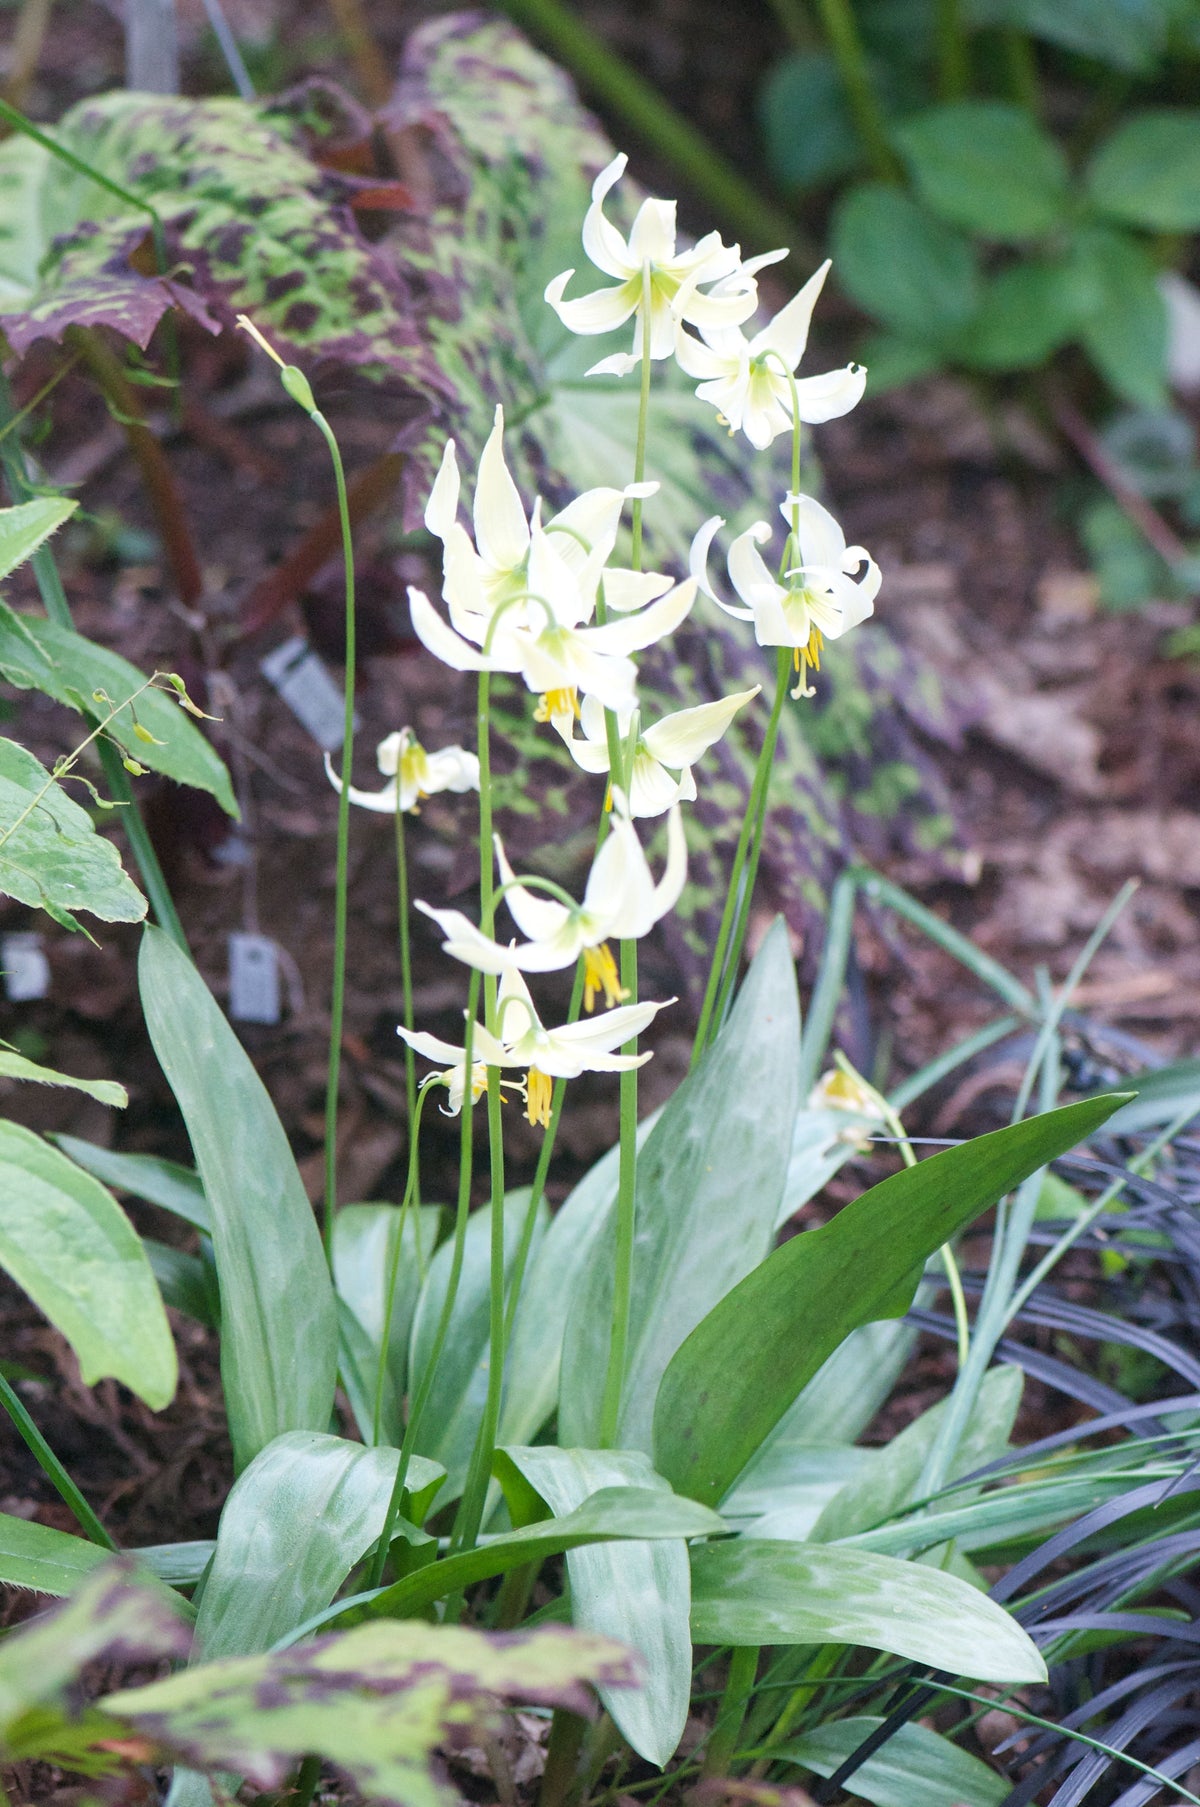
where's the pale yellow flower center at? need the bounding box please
[534,687,580,725]
[582,941,629,1013]
[524,1067,554,1130]
[399,742,430,806]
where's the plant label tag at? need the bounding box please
[1,931,50,1002]
[228,932,281,1024]
[260,636,358,752]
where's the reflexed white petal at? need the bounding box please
[695,367,752,428]
[646,291,679,360]
[602,567,673,612]
[750,587,802,648]
[728,523,780,610]
[524,634,637,715]
[494,836,572,944]
[397,1026,474,1066]
[628,752,686,818]
[416,902,523,975]
[424,745,481,794]
[474,405,530,573]
[737,247,790,280]
[425,438,460,540]
[495,965,546,1042]
[628,195,677,264]
[528,521,589,629]
[641,686,760,767]
[409,587,499,672]
[546,487,628,575]
[582,152,636,278]
[441,522,490,630]
[792,363,868,424]
[585,813,655,932]
[653,804,687,922]
[545,270,638,336]
[689,514,725,601]
[547,994,673,1057]
[374,731,406,776]
[584,577,696,654]
[562,729,612,776]
[586,350,643,378]
[678,282,759,334]
[674,326,738,381]
[323,752,405,814]
[749,259,830,367]
[788,493,847,571]
[827,550,881,634]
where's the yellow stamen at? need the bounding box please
[524,1067,553,1130]
[534,687,580,725]
[806,625,823,670]
[582,941,629,1013]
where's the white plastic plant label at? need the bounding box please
[228,931,281,1024]
[260,636,358,752]
[0,931,50,1002]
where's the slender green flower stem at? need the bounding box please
[934,0,970,98]
[366,972,480,1589]
[597,300,652,1452]
[0,1372,115,1549]
[701,1645,758,1778]
[691,648,789,1063]
[811,0,901,180]
[0,376,188,950]
[302,408,357,1263]
[394,799,418,1146]
[371,1081,434,1446]
[449,1065,506,1558]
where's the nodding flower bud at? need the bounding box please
[280,363,317,416]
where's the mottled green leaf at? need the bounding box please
[500,1447,691,1766]
[139,928,336,1469]
[690,1540,1046,1681]
[0,1119,176,1407]
[0,737,145,929]
[0,604,236,816]
[776,1715,1008,1807]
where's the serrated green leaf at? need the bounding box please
[895,101,1070,240]
[832,182,979,342]
[690,1540,1046,1682]
[500,1447,691,1767]
[0,1120,176,1408]
[0,499,77,583]
[138,928,336,1469]
[1087,108,1200,230]
[0,737,146,928]
[0,1052,126,1107]
[654,1094,1129,1507]
[0,606,237,817]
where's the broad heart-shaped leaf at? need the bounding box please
[51,1135,210,1232]
[894,101,1070,240]
[0,737,145,930]
[1070,225,1168,409]
[190,1432,444,1665]
[139,928,336,1470]
[759,49,867,195]
[333,1204,441,1447]
[1087,108,1200,231]
[967,0,1174,75]
[831,181,979,344]
[0,604,236,817]
[560,921,801,1451]
[0,498,76,582]
[407,1187,546,1502]
[0,1120,176,1408]
[654,1094,1128,1507]
[689,1540,1046,1683]
[0,1051,126,1107]
[500,1447,691,1768]
[353,1486,725,1625]
[106,1620,634,1807]
[776,1715,1008,1807]
[954,256,1095,373]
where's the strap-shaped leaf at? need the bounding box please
[139,928,336,1468]
[654,1093,1129,1506]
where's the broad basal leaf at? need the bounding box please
[777,1715,1008,1807]
[0,1119,176,1408]
[0,737,145,929]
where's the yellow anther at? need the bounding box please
[582,941,629,1013]
[524,1067,554,1129]
[534,687,580,725]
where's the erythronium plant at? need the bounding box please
[324,728,479,814]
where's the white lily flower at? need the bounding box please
[691,494,880,699]
[323,728,479,814]
[545,152,754,370]
[675,260,866,449]
[417,802,687,1011]
[398,967,672,1127]
[553,688,760,817]
[424,406,664,626]
[408,566,697,717]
